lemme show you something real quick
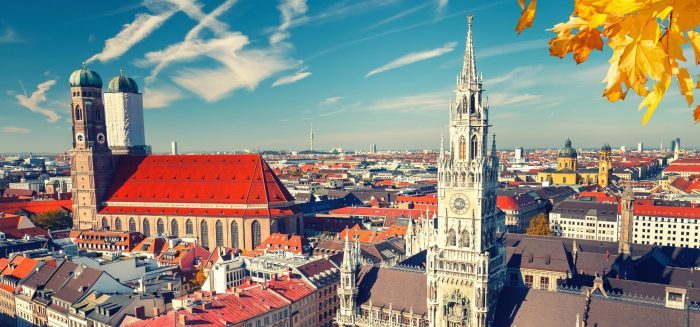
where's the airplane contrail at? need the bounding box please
[18,79,27,97]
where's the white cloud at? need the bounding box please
[367,2,430,30]
[0,126,30,134]
[272,70,311,87]
[436,0,448,11]
[477,38,548,59]
[270,0,308,45]
[488,92,543,107]
[365,91,450,113]
[140,0,238,83]
[15,80,60,123]
[320,96,344,106]
[317,102,361,117]
[366,42,457,77]
[171,43,293,102]
[87,1,182,63]
[488,65,544,87]
[0,26,22,43]
[143,86,184,109]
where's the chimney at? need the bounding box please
[178,313,187,326]
[134,306,145,319]
[153,307,161,316]
[171,141,178,155]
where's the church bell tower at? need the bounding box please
[69,64,114,230]
[427,16,505,327]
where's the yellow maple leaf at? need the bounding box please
[639,75,671,125]
[572,27,604,63]
[619,39,667,96]
[688,31,700,64]
[516,0,537,34]
[676,68,695,106]
[603,46,629,102]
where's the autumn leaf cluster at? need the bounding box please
[526,213,553,236]
[516,0,700,124]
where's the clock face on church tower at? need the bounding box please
[450,193,469,214]
[97,133,106,144]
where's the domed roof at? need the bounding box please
[558,138,577,158]
[107,71,139,93]
[600,143,612,152]
[69,63,103,88]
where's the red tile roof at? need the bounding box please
[0,255,41,292]
[0,214,50,239]
[665,165,700,173]
[634,204,700,219]
[0,200,72,215]
[497,194,536,210]
[267,274,315,302]
[256,233,310,255]
[104,154,294,205]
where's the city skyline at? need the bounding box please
[1,0,699,153]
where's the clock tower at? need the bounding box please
[427,16,505,327]
[69,64,114,230]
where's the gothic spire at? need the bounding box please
[461,15,478,86]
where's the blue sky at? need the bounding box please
[1,0,697,153]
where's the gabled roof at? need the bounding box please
[356,265,427,315]
[0,200,72,215]
[103,154,294,206]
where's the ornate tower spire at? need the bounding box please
[461,15,478,87]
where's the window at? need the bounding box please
[458,137,466,160]
[129,218,136,232]
[540,276,549,290]
[201,220,209,248]
[114,218,122,231]
[470,135,478,160]
[101,217,108,229]
[185,219,193,235]
[157,218,164,235]
[447,229,456,246]
[252,220,262,248]
[215,220,224,247]
[142,218,151,237]
[524,275,534,288]
[231,221,239,248]
[460,229,470,248]
[74,106,82,121]
[171,219,179,237]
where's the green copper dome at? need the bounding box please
[558,138,577,158]
[69,64,103,88]
[107,71,139,93]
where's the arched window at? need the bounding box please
[231,221,239,249]
[142,218,151,237]
[185,219,193,235]
[215,220,224,247]
[114,218,122,231]
[459,137,466,160]
[157,218,164,235]
[460,229,470,248]
[75,106,82,121]
[470,135,478,160]
[252,220,262,249]
[470,94,476,113]
[171,220,179,237]
[447,229,456,246]
[129,218,136,232]
[200,220,209,248]
[101,217,108,229]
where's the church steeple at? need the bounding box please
[461,15,478,88]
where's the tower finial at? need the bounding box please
[120,68,124,76]
[468,14,473,28]
[82,61,87,69]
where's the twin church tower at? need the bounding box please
[69,65,148,229]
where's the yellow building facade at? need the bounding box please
[538,139,612,187]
